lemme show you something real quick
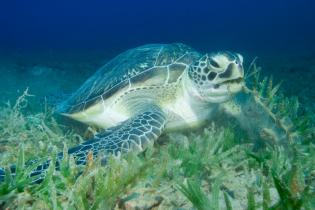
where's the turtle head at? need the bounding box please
[187,52,245,103]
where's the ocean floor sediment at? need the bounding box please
[0,52,314,209]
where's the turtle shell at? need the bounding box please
[57,43,201,114]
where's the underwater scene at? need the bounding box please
[0,0,315,209]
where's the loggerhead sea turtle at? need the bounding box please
[0,43,245,183]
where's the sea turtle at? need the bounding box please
[0,43,245,183]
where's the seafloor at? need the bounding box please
[0,49,314,209]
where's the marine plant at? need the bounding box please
[174,60,315,209]
[243,60,314,145]
[0,60,314,209]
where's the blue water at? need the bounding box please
[1,0,315,55]
[1,0,315,200]
[0,0,315,109]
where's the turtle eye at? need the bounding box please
[209,59,220,68]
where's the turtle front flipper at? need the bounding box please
[0,109,166,184]
[68,108,166,165]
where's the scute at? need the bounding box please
[57,43,201,114]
